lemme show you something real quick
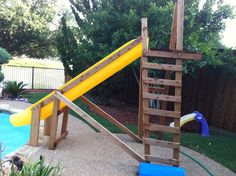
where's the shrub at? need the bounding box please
[0,72,4,82]
[10,155,62,176]
[0,47,10,64]
[3,81,28,98]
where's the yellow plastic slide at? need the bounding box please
[10,39,142,127]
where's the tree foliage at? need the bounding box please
[0,0,57,58]
[57,0,234,102]
[0,47,10,63]
[56,16,86,77]
[67,0,234,72]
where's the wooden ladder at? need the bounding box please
[140,0,201,166]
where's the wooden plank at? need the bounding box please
[143,93,181,103]
[145,155,179,166]
[29,104,41,147]
[54,91,144,162]
[173,0,185,166]
[169,3,178,49]
[141,18,151,157]
[55,131,68,146]
[148,87,165,94]
[138,62,143,138]
[144,50,201,60]
[144,108,180,118]
[61,106,69,135]
[159,3,178,136]
[79,96,142,143]
[142,62,182,71]
[143,77,182,87]
[44,118,51,136]
[61,37,142,93]
[145,124,180,134]
[143,138,180,149]
[49,96,60,150]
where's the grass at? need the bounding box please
[24,92,236,173]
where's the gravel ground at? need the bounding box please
[1,100,235,176]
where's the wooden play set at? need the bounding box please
[28,0,201,168]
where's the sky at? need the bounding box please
[221,0,236,48]
[58,0,236,48]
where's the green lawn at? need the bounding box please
[23,92,236,173]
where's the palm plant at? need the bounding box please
[3,81,28,98]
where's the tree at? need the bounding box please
[0,0,57,58]
[56,16,87,77]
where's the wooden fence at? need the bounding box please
[182,68,236,132]
[120,68,236,132]
[2,65,65,89]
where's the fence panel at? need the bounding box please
[1,65,65,89]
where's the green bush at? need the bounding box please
[10,155,62,176]
[0,47,10,63]
[0,72,4,82]
[3,81,28,98]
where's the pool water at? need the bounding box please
[0,112,30,157]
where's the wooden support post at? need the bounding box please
[173,0,185,166]
[29,104,41,147]
[141,18,150,159]
[159,1,178,140]
[49,95,60,150]
[138,67,143,138]
[44,118,51,136]
[61,106,69,135]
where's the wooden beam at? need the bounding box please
[143,138,180,149]
[169,3,178,49]
[148,87,165,94]
[144,124,180,134]
[143,93,181,103]
[138,67,143,138]
[79,96,142,143]
[145,155,179,166]
[143,77,182,87]
[144,108,180,118]
[29,104,41,147]
[141,18,151,158]
[172,0,185,166]
[144,50,201,60]
[44,118,51,136]
[61,37,142,93]
[55,131,68,146]
[54,91,144,162]
[142,62,182,71]
[61,106,69,135]
[49,96,60,150]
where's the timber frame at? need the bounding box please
[29,0,201,166]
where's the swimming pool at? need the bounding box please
[0,111,30,157]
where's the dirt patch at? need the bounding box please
[99,101,138,125]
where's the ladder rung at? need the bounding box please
[142,62,182,71]
[144,124,180,134]
[144,108,180,118]
[143,93,181,103]
[143,138,180,149]
[148,87,165,93]
[143,77,181,87]
[145,155,179,166]
[143,50,202,60]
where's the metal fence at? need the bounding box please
[1,65,65,89]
